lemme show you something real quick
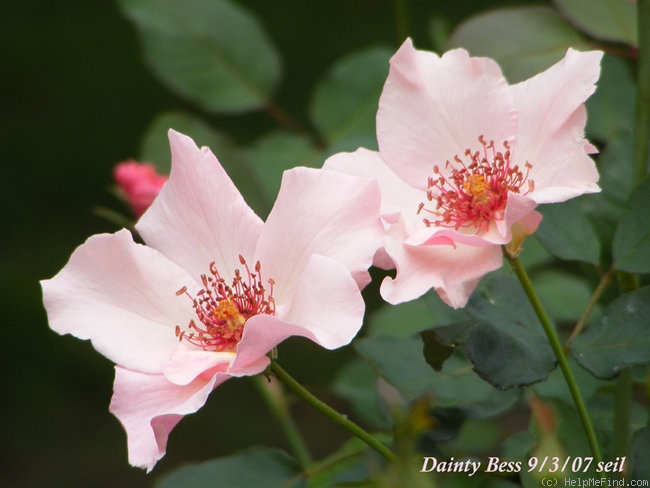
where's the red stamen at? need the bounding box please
[418,136,533,234]
[175,258,276,352]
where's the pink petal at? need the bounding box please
[493,193,539,242]
[380,219,503,308]
[280,254,366,348]
[376,39,517,189]
[526,106,601,203]
[163,346,270,386]
[255,167,382,302]
[231,254,365,371]
[109,366,225,472]
[405,226,491,248]
[323,148,422,220]
[228,315,310,372]
[137,130,264,281]
[163,347,234,385]
[41,229,196,374]
[510,49,602,201]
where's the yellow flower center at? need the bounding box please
[462,174,493,206]
[212,298,246,332]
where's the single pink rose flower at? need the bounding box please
[325,39,602,308]
[42,130,382,471]
[113,160,168,217]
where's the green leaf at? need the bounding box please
[581,128,635,237]
[306,438,373,488]
[420,329,454,371]
[118,0,281,113]
[533,271,598,324]
[331,358,386,429]
[368,297,435,338]
[449,418,502,454]
[586,54,635,141]
[464,321,555,389]
[367,289,468,342]
[463,275,557,388]
[581,55,635,241]
[244,131,319,205]
[535,200,601,265]
[631,427,650,481]
[553,0,637,46]
[417,275,557,389]
[355,336,519,417]
[612,176,650,273]
[311,47,392,149]
[532,356,607,405]
[572,286,650,379]
[501,431,536,464]
[155,447,305,488]
[140,111,270,215]
[423,290,471,326]
[447,6,590,83]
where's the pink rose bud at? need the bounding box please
[113,160,168,217]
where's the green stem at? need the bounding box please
[253,376,312,467]
[565,268,613,349]
[505,252,602,464]
[270,361,396,463]
[633,0,650,183]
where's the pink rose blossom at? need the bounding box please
[325,39,602,308]
[42,130,382,471]
[113,160,168,217]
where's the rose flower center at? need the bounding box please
[175,256,275,352]
[417,136,534,234]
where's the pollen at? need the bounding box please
[418,136,534,234]
[174,256,276,352]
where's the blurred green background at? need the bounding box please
[0,0,578,486]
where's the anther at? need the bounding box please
[417,136,534,234]
[174,258,276,353]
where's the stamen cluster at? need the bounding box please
[175,256,275,352]
[417,136,534,233]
